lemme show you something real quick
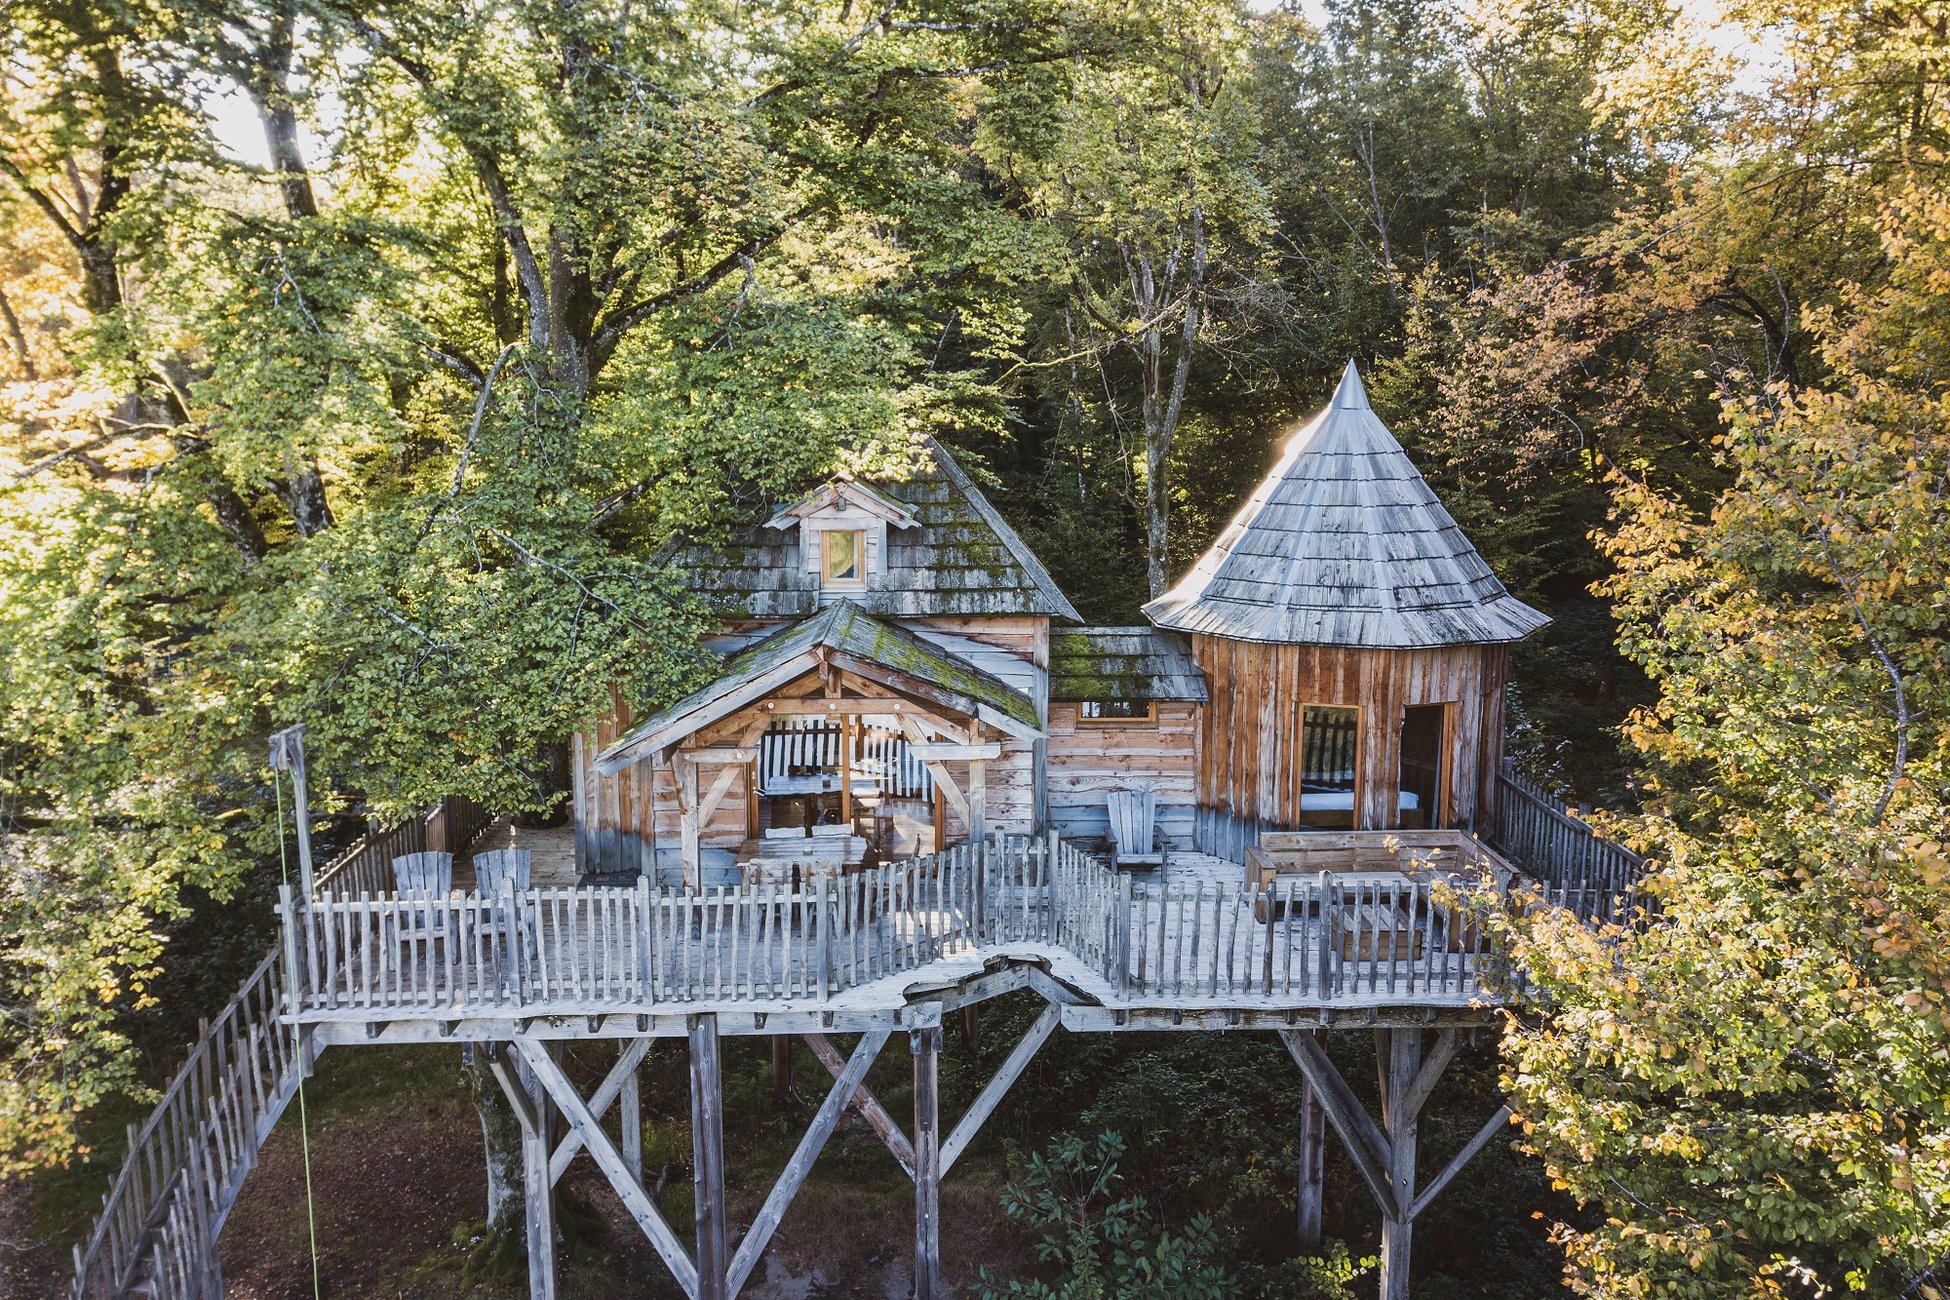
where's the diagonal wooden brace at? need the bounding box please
[1277,1028,1399,1221]
[727,1030,892,1298]
[549,1037,650,1185]
[516,1040,701,1299]
[940,1002,1060,1175]
[1409,1104,1514,1221]
[803,1032,917,1180]
[1394,1028,1457,1127]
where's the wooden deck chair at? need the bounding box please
[390,851,454,943]
[1107,789,1165,870]
[472,848,531,895]
[470,848,532,983]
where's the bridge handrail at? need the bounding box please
[69,948,295,1299]
[72,795,485,1298]
[1489,763,1644,919]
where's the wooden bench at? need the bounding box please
[1330,899,1426,962]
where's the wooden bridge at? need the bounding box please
[69,766,1638,1300]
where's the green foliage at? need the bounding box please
[974,1131,1238,1300]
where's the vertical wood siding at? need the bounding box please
[1189,637,1508,832]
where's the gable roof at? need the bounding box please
[1049,627,1208,702]
[764,474,920,531]
[595,601,1040,774]
[668,438,1082,623]
[1143,362,1550,649]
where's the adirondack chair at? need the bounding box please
[391,851,454,943]
[1107,789,1165,871]
[470,848,532,974]
[472,848,531,895]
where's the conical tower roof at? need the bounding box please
[1143,362,1549,648]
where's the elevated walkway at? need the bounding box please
[281,834,1509,1050]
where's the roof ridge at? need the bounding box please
[921,437,1084,624]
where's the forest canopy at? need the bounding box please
[2,0,1947,1294]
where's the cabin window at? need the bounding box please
[1078,699,1155,725]
[822,529,864,586]
[1298,705,1359,829]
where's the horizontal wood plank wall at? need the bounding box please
[1190,637,1507,833]
[1046,703,1198,844]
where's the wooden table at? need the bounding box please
[738,834,869,886]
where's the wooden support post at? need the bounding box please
[678,756,702,892]
[268,725,316,898]
[1379,1029,1424,1300]
[1297,1068,1326,1250]
[487,1047,555,1300]
[911,1025,943,1300]
[967,755,986,843]
[691,1014,729,1300]
[620,1046,643,1190]
[772,1034,793,1108]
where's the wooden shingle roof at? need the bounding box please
[1049,627,1208,702]
[1143,362,1549,649]
[595,601,1040,773]
[668,439,1082,623]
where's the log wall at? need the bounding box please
[1046,702,1198,847]
[1189,637,1508,833]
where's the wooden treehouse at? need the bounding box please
[71,363,1644,1300]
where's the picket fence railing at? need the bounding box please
[283,835,1519,1017]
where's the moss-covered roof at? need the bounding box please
[665,438,1082,622]
[1049,627,1208,702]
[596,601,1040,772]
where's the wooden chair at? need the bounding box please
[470,848,532,983]
[390,851,454,944]
[472,848,531,895]
[1107,789,1165,871]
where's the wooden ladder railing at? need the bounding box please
[71,799,492,1299]
[1488,762,1645,921]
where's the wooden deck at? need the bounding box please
[458,820,580,888]
[284,836,1518,1040]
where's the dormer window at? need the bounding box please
[765,472,922,600]
[823,529,864,586]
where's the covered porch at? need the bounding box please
[589,602,1042,889]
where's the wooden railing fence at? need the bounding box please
[69,952,299,1300]
[1489,763,1644,922]
[72,797,484,1299]
[311,795,493,897]
[282,835,1529,1017]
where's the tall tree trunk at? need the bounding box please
[245,4,335,536]
[1137,202,1207,599]
[462,1057,527,1245]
